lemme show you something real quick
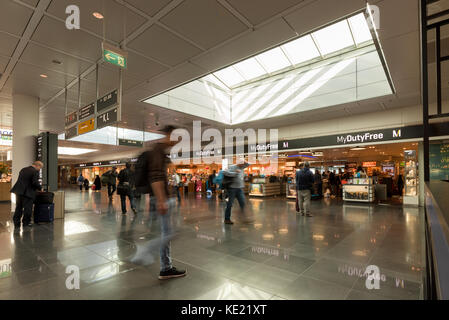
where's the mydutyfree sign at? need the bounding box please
[336,129,402,145]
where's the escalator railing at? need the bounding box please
[424,181,449,300]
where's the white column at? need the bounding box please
[12,94,39,186]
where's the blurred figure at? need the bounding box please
[131,125,186,280]
[83,177,90,191]
[117,163,137,215]
[223,161,252,225]
[77,173,84,191]
[171,170,181,202]
[94,175,101,191]
[104,166,118,200]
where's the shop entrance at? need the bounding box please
[278,141,419,205]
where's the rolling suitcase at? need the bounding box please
[35,191,54,204]
[34,203,54,223]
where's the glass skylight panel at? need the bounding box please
[201,75,229,91]
[281,35,320,65]
[312,20,355,55]
[255,47,292,73]
[348,13,373,44]
[213,66,245,87]
[233,58,267,81]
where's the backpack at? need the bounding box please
[101,171,111,186]
[134,151,151,194]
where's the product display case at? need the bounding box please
[403,150,419,205]
[249,177,281,197]
[343,177,375,203]
[286,182,297,199]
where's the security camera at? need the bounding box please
[155,121,160,126]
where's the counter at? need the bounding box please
[0,182,11,202]
[343,178,375,203]
[249,178,281,197]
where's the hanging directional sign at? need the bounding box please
[65,111,78,126]
[102,42,127,69]
[97,107,118,129]
[65,125,77,139]
[79,102,95,120]
[119,139,143,147]
[78,118,95,135]
[97,89,118,113]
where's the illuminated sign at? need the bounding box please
[78,118,95,135]
[362,162,377,167]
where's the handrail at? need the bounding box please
[424,182,449,300]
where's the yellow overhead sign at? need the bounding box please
[78,118,95,135]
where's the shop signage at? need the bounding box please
[78,118,95,135]
[102,42,127,69]
[65,125,77,139]
[0,129,12,146]
[97,107,118,129]
[249,143,279,152]
[362,162,377,167]
[79,102,95,120]
[65,111,78,126]
[118,139,143,147]
[97,89,118,113]
[346,162,358,168]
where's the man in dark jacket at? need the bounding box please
[296,162,314,217]
[131,126,186,280]
[117,163,137,215]
[106,167,118,200]
[11,161,43,229]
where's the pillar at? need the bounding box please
[12,94,39,187]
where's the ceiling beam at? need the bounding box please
[0,0,52,91]
[216,0,254,29]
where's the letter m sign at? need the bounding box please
[393,129,402,138]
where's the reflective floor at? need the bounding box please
[0,189,424,300]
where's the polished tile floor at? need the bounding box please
[0,189,425,300]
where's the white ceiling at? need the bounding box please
[0,0,445,161]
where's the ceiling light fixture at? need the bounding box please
[58,147,97,155]
[350,147,366,151]
[40,74,48,78]
[93,12,104,19]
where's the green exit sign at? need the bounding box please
[102,42,127,69]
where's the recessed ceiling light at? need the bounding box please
[40,74,48,78]
[93,12,104,19]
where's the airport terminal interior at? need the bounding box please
[0,0,449,301]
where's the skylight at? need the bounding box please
[256,47,291,73]
[214,66,245,88]
[348,13,373,45]
[233,58,267,81]
[144,11,393,125]
[312,20,355,55]
[282,35,321,65]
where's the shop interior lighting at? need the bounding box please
[350,147,366,151]
[93,12,104,19]
[58,147,97,155]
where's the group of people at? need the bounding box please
[77,173,102,191]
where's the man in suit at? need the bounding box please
[11,161,43,229]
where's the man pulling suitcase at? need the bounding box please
[11,161,43,230]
